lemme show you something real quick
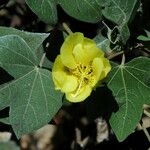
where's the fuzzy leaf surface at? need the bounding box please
[0,35,62,137]
[107,57,150,141]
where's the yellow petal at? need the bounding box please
[53,72,78,93]
[103,58,111,76]
[83,37,96,49]
[97,57,111,81]
[60,32,84,69]
[73,37,104,64]
[66,85,92,102]
[52,55,65,72]
[52,71,67,90]
[83,38,104,59]
[92,57,104,85]
[61,75,78,93]
[52,55,66,89]
[52,55,78,93]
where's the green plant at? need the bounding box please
[0,0,150,144]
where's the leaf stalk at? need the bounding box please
[62,22,73,34]
[39,53,46,68]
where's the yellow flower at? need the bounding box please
[52,32,111,102]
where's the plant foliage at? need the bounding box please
[0,0,150,143]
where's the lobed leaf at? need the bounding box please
[0,35,62,138]
[0,26,52,69]
[107,57,150,141]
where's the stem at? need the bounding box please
[75,128,81,143]
[62,22,73,34]
[39,53,46,68]
[143,48,150,54]
[144,109,150,118]
[107,51,124,59]
[121,53,125,65]
[139,123,150,143]
[102,21,111,32]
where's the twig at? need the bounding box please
[107,51,124,59]
[144,109,150,118]
[75,128,81,143]
[62,22,73,34]
[39,43,50,68]
[39,53,46,68]
[75,128,89,148]
[139,123,150,143]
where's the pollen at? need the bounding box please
[68,63,96,97]
[70,64,94,84]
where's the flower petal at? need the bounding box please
[103,58,111,76]
[66,85,92,102]
[52,71,67,90]
[53,72,78,93]
[73,37,104,64]
[52,55,65,72]
[92,57,104,85]
[52,55,66,89]
[52,55,78,92]
[60,32,84,69]
[61,75,78,93]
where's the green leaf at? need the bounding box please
[93,34,112,53]
[118,23,130,44]
[0,26,49,51]
[0,26,52,69]
[0,35,62,138]
[137,35,150,41]
[137,30,150,41]
[26,0,57,25]
[145,30,150,37]
[58,0,102,23]
[0,117,10,125]
[36,45,53,70]
[0,35,37,78]
[101,0,139,43]
[26,0,103,24]
[0,142,20,150]
[107,57,150,141]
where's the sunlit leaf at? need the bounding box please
[0,26,49,51]
[0,26,52,69]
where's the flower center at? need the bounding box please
[68,64,95,97]
[71,64,93,82]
